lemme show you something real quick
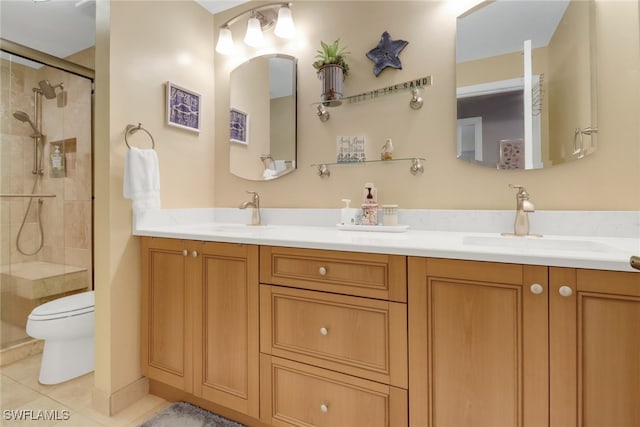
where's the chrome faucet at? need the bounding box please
[239,191,261,225]
[508,184,536,236]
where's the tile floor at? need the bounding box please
[1,354,170,427]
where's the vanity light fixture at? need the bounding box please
[274,5,296,38]
[216,27,235,55]
[244,13,265,47]
[216,2,296,55]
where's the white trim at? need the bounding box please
[524,40,533,169]
[457,77,523,98]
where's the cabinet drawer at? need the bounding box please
[260,246,406,301]
[260,285,407,388]
[260,355,408,427]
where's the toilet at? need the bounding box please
[26,290,95,384]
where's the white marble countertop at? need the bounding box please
[133,208,640,273]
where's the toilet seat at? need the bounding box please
[28,291,94,321]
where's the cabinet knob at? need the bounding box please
[320,404,329,413]
[318,266,327,276]
[530,283,544,295]
[559,285,573,297]
[191,250,199,258]
[182,249,188,256]
[320,327,328,336]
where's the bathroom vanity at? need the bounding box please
[137,212,639,427]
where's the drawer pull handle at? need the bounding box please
[559,285,573,297]
[320,327,328,336]
[192,250,199,258]
[318,266,327,276]
[182,249,188,256]
[530,283,544,295]
[320,404,329,413]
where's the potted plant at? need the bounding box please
[313,39,350,106]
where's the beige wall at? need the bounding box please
[548,0,593,163]
[271,96,295,161]
[94,0,215,412]
[213,0,639,211]
[456,48,548,87]
[66,47,96,70]
[94,0,639,414]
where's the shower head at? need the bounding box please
[13,110,41,136]
[38,80,67,107]
[38,80,58,99]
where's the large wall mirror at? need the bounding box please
[229,54,297,180]
[456,0,597,170]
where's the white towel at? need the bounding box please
[123,147,161,212]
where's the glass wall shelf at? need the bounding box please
[311,157,425,178]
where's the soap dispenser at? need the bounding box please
[340,199,359,225]
[361,183,379,225]
[50,144,66,178]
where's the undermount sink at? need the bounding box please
[180,223,272,233]
[462,235,615,253]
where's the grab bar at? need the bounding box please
[0,194,56,198]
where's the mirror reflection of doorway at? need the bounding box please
[457,116,483,162]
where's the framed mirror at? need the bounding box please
[229,54,297,180]
[456,0,597,170]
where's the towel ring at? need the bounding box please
[125,123,155,149]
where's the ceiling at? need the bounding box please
[0,0,247,60]
[1,0,568,65]
[456,0,570,63]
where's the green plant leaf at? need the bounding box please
[312,38,350,76]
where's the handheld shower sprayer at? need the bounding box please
[13,110,41,137]
[13,110,43,175]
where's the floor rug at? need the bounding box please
[138,402,245,427]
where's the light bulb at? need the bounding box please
[244,17,264,47]
[274,6,296,39]
[215,27,234,55]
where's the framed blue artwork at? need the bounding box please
[166,81,200,133]
[229,108,249,145]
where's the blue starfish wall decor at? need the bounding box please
[366,31,409,77]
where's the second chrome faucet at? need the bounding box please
[239,191,261,225]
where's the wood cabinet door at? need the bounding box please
[408,257,548,427]
[260,246,407,302]
[260,354,408,427]
[140,237,195,393]
[193,242,260,419]
[550,268,640,427]
[260,285,408,388]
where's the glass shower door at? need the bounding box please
[0,51,93,354]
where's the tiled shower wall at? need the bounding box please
[0,56,92,276]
